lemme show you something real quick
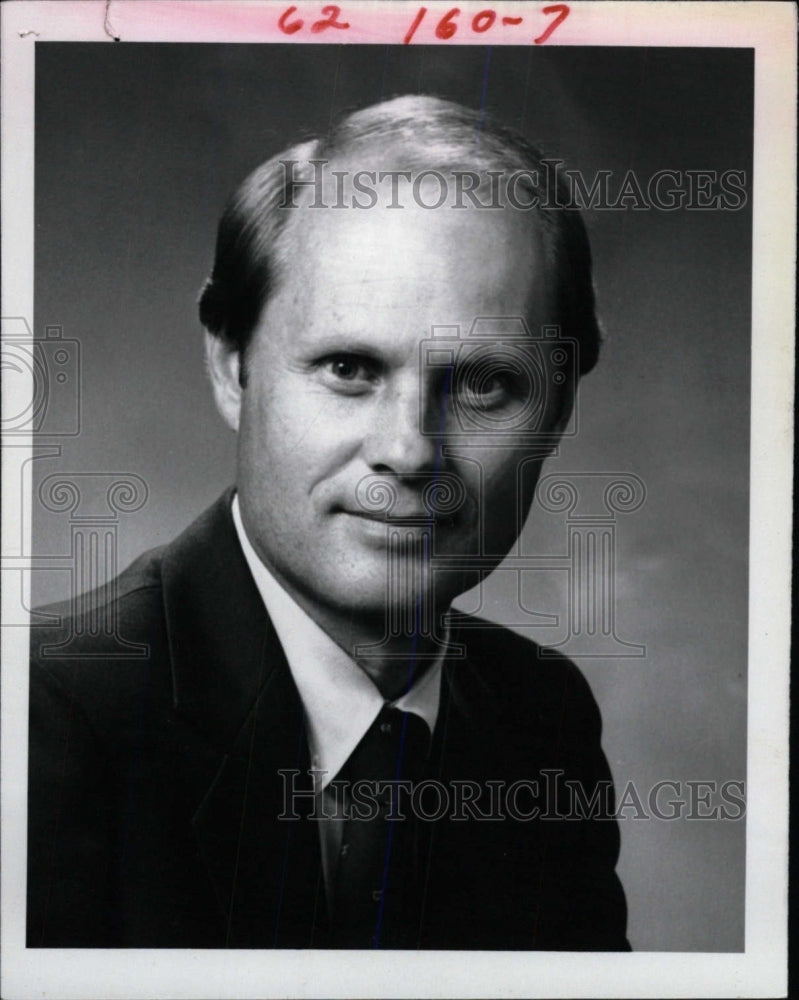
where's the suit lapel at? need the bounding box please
[190,660,328,947]
[160,492,328,947]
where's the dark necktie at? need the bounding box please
[331,704,431,948]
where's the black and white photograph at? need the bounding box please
[1,2,793,997]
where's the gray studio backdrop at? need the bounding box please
[31,43,751,951]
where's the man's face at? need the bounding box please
[232,183,566,621]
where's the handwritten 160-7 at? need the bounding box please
[277,5,571,45]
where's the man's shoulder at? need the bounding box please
[456,614,591,685]
[29,543,172,737]
[31,490,236,659]
[31,543,167,659]
[453,615,603,738]
[28,491,240,730]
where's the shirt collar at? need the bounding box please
[231,494,443,789]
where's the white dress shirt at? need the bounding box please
[231,494,444,896]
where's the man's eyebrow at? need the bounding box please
[297,333,393,356]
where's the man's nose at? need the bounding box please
[363,382,441,475]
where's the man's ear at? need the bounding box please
[205,332,242,432]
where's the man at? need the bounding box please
[27,95,629,950]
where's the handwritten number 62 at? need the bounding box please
[278,5,350,34]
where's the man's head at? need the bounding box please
[201,95,601,630]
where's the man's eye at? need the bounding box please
[317,354,378,393]
[329,357,364,380]
[456,369,514,410]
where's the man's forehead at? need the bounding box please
[283,166,546,275]
[297,205,536,279]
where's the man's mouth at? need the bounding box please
[337,506,458,528]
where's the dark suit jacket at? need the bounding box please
[27,491,630,950]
